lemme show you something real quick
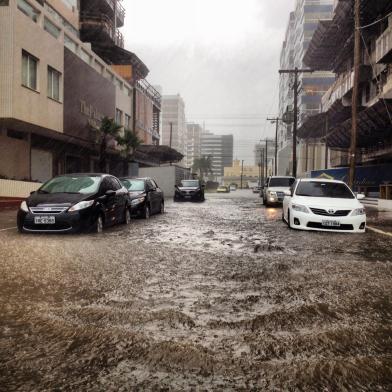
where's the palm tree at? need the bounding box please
[117,129,142,159]
[193,156,213,179]
[97,116,123,172]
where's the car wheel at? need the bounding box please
[282,212,285,222]
[93,214,104,233]
[159,201,164,214]
[142,204,150,219]
[124,207,131,224]
[287,210,292,229]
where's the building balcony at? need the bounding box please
[322,65,371,112]
[83,0,125,27]
[376,19,392,64]
[80,12,124,48]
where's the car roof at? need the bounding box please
[298,178,345,184]
[60,173,108,178]
[269,176,295,179]
[119,177,148,181]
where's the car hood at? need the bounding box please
[293,195,362,209]
[267,186,291,192]
[178,187,199,191]
[27,192,93,207]
[128,191,146,199]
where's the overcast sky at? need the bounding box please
[123,0,296,163]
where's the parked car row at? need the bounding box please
[17,174,165,234]
[259,176,367,233]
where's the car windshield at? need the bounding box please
[181,180,199,187]
[269,178,295,187]
[121,179,145,191]
[295,181,355,199]
[39,176,101,194]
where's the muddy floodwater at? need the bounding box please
[1,190,392,391]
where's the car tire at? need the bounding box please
[142,204,150,219]
[287,210,292,229]
[124,207,131,224]
[159,201,164,214]
[93,214,104,233]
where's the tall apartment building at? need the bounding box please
[298,0,392,191]
[0,0,160,183]
[200,132,233,179]
[278,0,335,176]
[161,94,186,158]
[185,122,202,169]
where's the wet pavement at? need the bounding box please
[0,190,391,391]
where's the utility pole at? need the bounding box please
[240,159,244,189]
[265,139,268,178]
[349,0,361,189]
[261,148,264,184]
[267,117,280,175]
[279,68,313,177]
[169,122,173,148]
[324,115,329,169]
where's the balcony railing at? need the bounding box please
[80,12,124,48]
[136,79,162,108]
[376,18,392,64]
[322,65,371,112]
[101,0,125,26]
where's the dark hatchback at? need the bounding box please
[120,177,164,219]
[17,173,131,233]
[174,179,205,202]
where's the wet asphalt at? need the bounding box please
[0,190,391,391]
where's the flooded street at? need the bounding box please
[1,190,392,391]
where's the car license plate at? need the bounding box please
[34,216,55,224]
[322,220,340,227]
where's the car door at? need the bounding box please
[146,179,159,213]
[99,177,117,226]
[108,176,126,223]
[151,179,163,209]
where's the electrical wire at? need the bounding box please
[357,11,392,30]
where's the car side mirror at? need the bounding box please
[356,193,365,200]
[105,189,116,197]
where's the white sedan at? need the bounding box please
[282,178,366,233]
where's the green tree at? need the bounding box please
[193,156,213,179]
[117,128,142,160]
[98,116,123,172]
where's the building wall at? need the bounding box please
[0,1,64,133]
[278,0,334,177]
[63,48,115,141]
[0,132,30,180]
[186,122,202,169]
[135,88,153,144]
[161,95,186,157]
[201,132,233,178]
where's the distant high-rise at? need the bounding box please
[278,0,334,176]
[161,95,186,158]
[186,123,202,169]
[201,132,233,178]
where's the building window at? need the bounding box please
[64,35,77,53]
[0,1,10,6]
[125,114,131,130]
[22,51,38,90]
[17,0,39,22]
[47,66,61,101]
[44,17,61,39]
[115,109,123,125]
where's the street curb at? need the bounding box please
[367,226,392,238]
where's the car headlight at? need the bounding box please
[292,203,309,213]
[268,191,277,196]
[131,197,145,206]
[20,201,29,212]
[68,200,94,212]
[351,208,365,216]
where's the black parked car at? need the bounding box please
[174,179,205,202]
[17,173,131,233]
[120,177,164,219]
